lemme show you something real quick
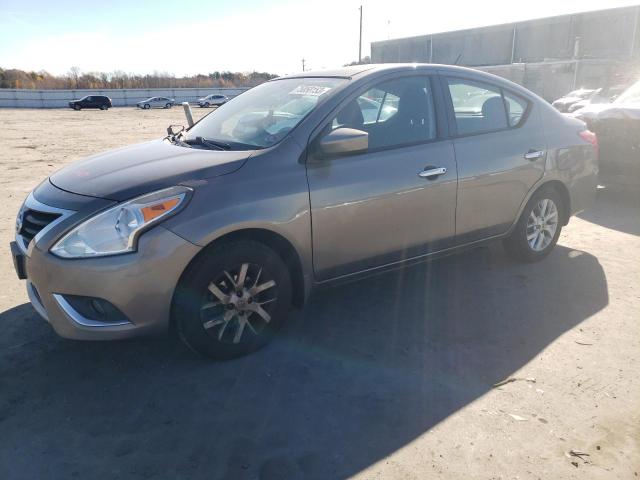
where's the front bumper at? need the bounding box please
[20,226,200,340]
[14,184,202,340]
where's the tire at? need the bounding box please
[166,103,172,109]
[100,105,107,110]
[174,240,292,359]
[503,186,564,262]
[73,105,81,110]
[204,102,210,108]
[144,104,150,109]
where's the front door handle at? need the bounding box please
[418,167,447,179]
[524,149,545,161]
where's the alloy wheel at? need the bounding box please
[200,263,278,344]
[526,198,559,252]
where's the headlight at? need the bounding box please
[50,186,192,258]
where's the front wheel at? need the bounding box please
[100,105,107,110]
[203,102,210,108]
[144,104,150,109]
[503,187,564,262]
[174,241,292,359]
[166,103,172,109]
[73,105,81,110]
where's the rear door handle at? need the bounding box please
[418,167,447,179]
[524,150,545,160]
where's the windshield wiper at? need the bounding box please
[185,136,232,151]
[165,126,191,148]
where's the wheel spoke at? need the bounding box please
[208,282,230,304]
[258,297,277,306]
[217,310,235,340]
[540,199,549,218]
[534,232,544,250]
[223,270,236,287]
[237,263,249,287]
[247,303,271,323]
[201,301,221,311]
[233,317,247,344]
[527,231,538,241]
[250,279,276,296]
[203,315,226,330]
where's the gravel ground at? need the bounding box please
[0,107,638,480]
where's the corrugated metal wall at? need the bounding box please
[0,87,249,108]
[372,5,640,66]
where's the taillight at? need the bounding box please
[579,129,599,157]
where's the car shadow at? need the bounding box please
[0,244,608,480]
[578,186,640,236]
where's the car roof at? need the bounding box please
[278,63,517,81]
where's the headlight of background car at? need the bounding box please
[50,186,192,258]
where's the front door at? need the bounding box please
[307,75,458,281]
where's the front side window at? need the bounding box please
[187,77,346,149]
[447,78,508,135]
[331,76,436,150]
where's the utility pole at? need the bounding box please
[358,5,363,63]
[302,58,305,72]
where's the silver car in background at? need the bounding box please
[137,97,176,109]
[197,94,228,107]
[11,64,598,359]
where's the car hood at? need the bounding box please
[50,139,253,201]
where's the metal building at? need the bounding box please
[371,5,640,100]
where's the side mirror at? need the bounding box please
[319,127,368,157]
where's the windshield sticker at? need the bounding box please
[289,85,331,96]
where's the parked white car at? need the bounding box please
[136,97,176,109]
[197,94,228,108]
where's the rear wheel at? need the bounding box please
[503,187,564,262]
[174,241,292,359]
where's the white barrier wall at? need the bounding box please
[0,87,250,108]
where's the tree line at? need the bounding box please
[0,67,278,90]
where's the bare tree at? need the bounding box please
[68,66,81,89]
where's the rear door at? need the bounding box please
[442,76,546,243]
[307,74,458,281]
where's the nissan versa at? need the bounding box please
[11,64,598,359]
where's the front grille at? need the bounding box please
[20,209,61,244]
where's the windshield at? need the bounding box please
[615,80,640,104]
[186,77,346,149]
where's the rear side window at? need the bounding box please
[446,79,507,135]
[332,76,436,150]
[504,92,528,127]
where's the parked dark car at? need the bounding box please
[572,80,640,186]
[68,95,112,110]
[552,89,595,113]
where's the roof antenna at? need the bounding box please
[454,53,463,65]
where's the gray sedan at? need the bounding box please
[136,97,175,109]
[11,64,598,359]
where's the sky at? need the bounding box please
[0,0,638,76]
